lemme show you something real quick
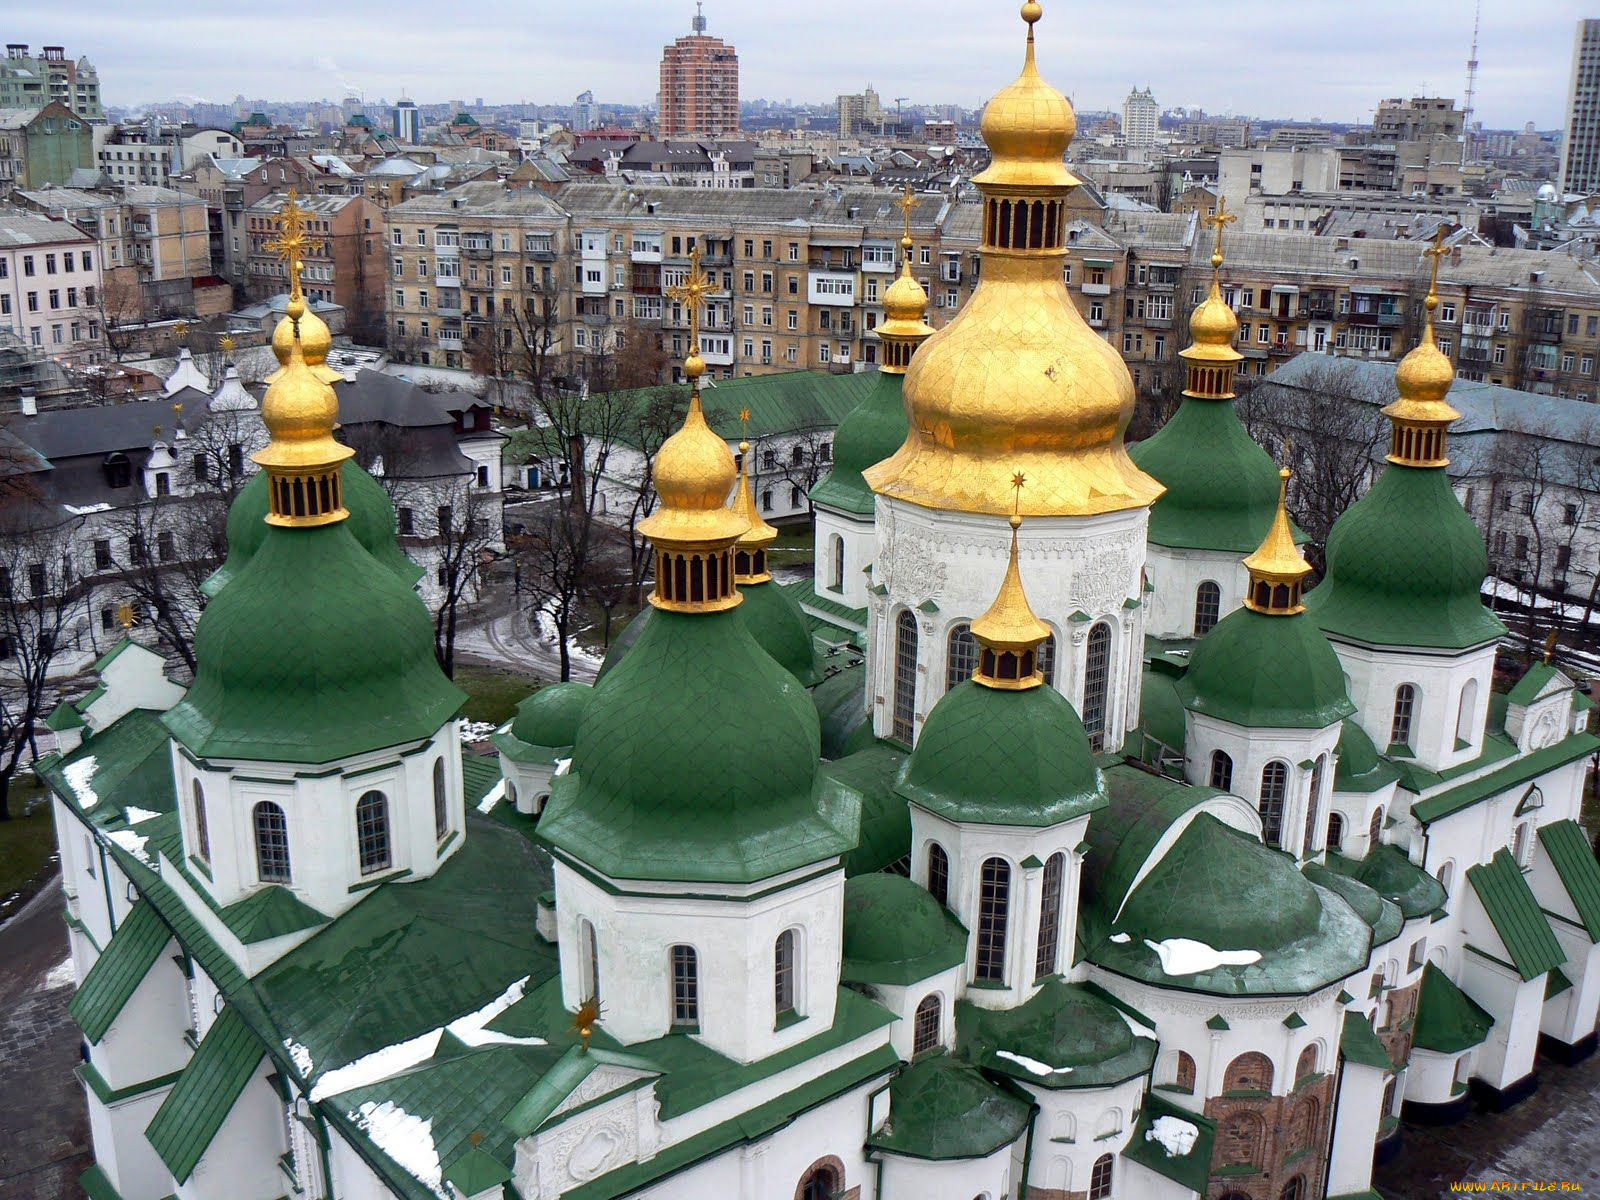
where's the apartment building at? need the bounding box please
[0,203,104,361]
[172,155,342,288]
[244,192,384,336]
[95,122,243,186]
[0,44,102,122]
[658,7,739,137]
[0,102,93,188]
[1561,19,1600,194]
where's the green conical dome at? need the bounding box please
[809,371,908,516]
[1130,397,1284,552]
[1306,465,1505,650]
[538,608,856,884]
[841,873,967,985]
[1177,606,1355,729]
[509,682,591,751]
[165,522,465,763]
[202,471,272,598]
[898,681,1106,827]
[1333,718,1399,792]
[866,1056,1031,1161]
[735,580,821,685]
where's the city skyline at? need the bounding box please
[10,0,1592,130]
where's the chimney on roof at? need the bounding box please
[19,395,37,416]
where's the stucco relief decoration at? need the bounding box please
[556,1116,633,1184]
[1068,534,1138,616]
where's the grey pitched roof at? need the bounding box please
[0,204,92,248]
[13,394,213,462]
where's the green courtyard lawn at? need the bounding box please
[453,664,540,726]
[0,777,58,921]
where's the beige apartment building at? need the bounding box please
[244,192,385,338]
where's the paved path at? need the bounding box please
[0,878,88,1200]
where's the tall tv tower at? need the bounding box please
[1462,0,1481,164]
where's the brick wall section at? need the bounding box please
[1203,1073,1334,1200]
[1026,1188,1085,1200]
[1381,979,1420,1068]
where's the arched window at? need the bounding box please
[1088,1153,1114,1200]
[799,1164,842,1200]
[927,842,950,907]
[775,929,798,1018]
[253,801,290,883]
[1512,821,1532,867]
[829,533,844,591]
[192,779,210,864]
[670,945,698,1027]
[581,918,601,1002]
[1259,761,1289,848]
[1083,622,1113,751]
[1209,750,1234,791]
[1035,852,1065,980]
[1279,1178,1305,1200]
[1456,677,1479,744]
[1327,811,1345,850]
[1369,806,1385,848]
[1194,581,1222,636]
[1303,755,1326,857]
[1390,684,1417,749]
[1382,1076,1397,1116]
[975,857,1011,983]
[356,790,392,875]
[1289,1096,1320,1151]
[1436,859,1454,898]
[912,993,941,1055]
[432,758,448,840]
[1175,1051,1196,1092]
[946,622,978,692]
[506,779,519,810]
[893,611,918,743]
[1224,1051,1274,1093]
[1296,1044,1318,1082]
[1039,632,1057,687]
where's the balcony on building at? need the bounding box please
[698,333,734,366]
[1348,290,1403,326]
[1304,289,1337,320]
[1081,258,1114,297]
[861,242,897,273]
[436,290,463,317]
[1147,266,1181,293]
[699,238,733,267]
[630,234,663,263]
[461,235,493,258]
[524,234,556,261]
[808,270,858,307]
[940,254,962,284]
[632,297,663,323]
[1528,308,1564,345]
[437,328,462,348]
[1267,284,1300,321]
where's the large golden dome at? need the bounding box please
[254,297,355,477]
[974,2,1078,191]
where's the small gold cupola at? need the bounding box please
[638,248,748,612]
[265,192,343,386]
[730,409,778,584]
[970,474,1052,690]
[876,186,935,374]
[1242,468,1312,615]
[253,197,353,527]
[1383,227,1460,468]
[1180,198,1245,400]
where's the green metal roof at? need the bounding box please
[77,1165,122,1200]
[69,900,171,1043]
[45,700,86,731]
[508,681,591,753]
[898,681,1107,828]
[1537,820,1600,941]
[1324,847,1447,921]
[1123,1089,1217,1193]
[1177,606,1355,730]
[1303,863,1385,928]
[146,1005,267,1184]
[1138,664,1187,762]
[166,521,466,764]
[867,1054,1031,1161]
[1306,464,1506,651]
[823,741,911,876]
[1340,1011,1394,1072]
[1466,849,1566,981]
[958,979,1156,1090]
[811,370,907,516]
[216,885,329,945]
[1333,719,1400,793]
[1506,661,1566,706]
[812,659,873,761]
[46,707,175,826]
[1413,963,1493,1053]
[1412,732,1600,824]
[736,579,823,686]
[841,873,968,985]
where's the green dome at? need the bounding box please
[1333,718,1399,792]
[596,606,649,680]
[509,682,591,751]
[1302,862,1385,927]
[202,471,272,598]
[538,608,856,884]
[1176,606,1355,730]
[1306,464,1505,650]
[866,1056,1031,1161]
[813,661,872,761]
[165,523,465,763]
[1326,846,1447,920]
[898,681,1106,827]
[841,873,967,985]
[959,979,1156,1089]
[735,579,821,685]
[1130,396,1284,552]
[809,372,908,516]
[1139,664,1187,759]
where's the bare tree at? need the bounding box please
[104,492,229,679]
[429,483,500,677]
[96,269,146,363]
[516,500,588,682]
[767,429,833,519]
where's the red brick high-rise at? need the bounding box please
[658,4,739,137]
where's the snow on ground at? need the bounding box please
[352,1101,445,1199]
[37,957,74,992]
[475,779,506,815]
[61,755,98,807]
[458,721,497,744]
[1143,937,1261,976]
[1146,1114,1200,1157]
[996,1050,1072,1077]
[64,503,112,515]
[530,609,605,669]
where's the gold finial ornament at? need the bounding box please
[969,473,1052,690]
[865,4,1162,517]
[115,602,137,629]
[666,246,715,382]
[219,333,236,357]
[877,185,936,374]
[266,192,340,385]
[1180,199,1244,392]
[1383,226,1459,468]
[571,998,602,1054]
[1242,468,1311,615]
[730,406,778,584]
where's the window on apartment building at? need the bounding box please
[418,259,429,278]
[785,345,798,363]
[393,257,403,279]
[25,292,37,312]
[761,271,773,292]
[1493,344,1507,364]
[415,229,428,246]
[787,242,799,261]
[22,255,33,276]
[1439,302,1456,323]
[392,229,403,245]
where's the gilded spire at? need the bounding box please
[1383,226,1460,468]
[639,248,747,612]
[1180,199,1243,395]
[970,473,1052,690]
[1241,468,1311,615]
[877,185,935,373]
[265,192,341,385]
[731,408,778,584]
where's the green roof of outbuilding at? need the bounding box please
[736,579,822,685]
[45,701,85,731]
[1178,606,1355,730]
[823,741,910,876]
[1307,464,1505,650]
[145,1005,266,1183]
[70,900,170,1042]
[1324,847,1447,920]
[841,873,967,985]
[1412,731,1600,824]
[1123,1090,1217,1193]
[165,521,465,764]
[540,607,857,884]
[1340,1011,1395,1071]
[958,979,1156,1089]
[508,681,591,752]
[1130,396,1285,552]
[1413,962,1493,1053]
[811,370,907,516]
[898,681,1107,828]
[1334,719,1400,793]
[867,1055,1031,1161]
[1537,819,1600,941]
[1466,849,1567,980]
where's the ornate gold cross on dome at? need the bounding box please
[1423,224,1450,298]
[265,191,324,302]
[666,245,713,350]
[896,184,917,245]
[1204,197,1236,268]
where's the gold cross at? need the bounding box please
[1010,470,1027,517]
[1423,224,1450,299]
[665,246,713,349]
[115,603,137,629]
[895,184,917,247]
[265,191,325,301]
[1204,196,1236,268]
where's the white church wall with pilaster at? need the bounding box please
[1143,544,1250,641]
[1327,638,1495,774]
[1183,713,1340,858]
[813,505,877,615]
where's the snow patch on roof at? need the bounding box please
[458,720,497,744]
[1108,932,1131,943]
[474,778,506,815]
[1146,1114,1200,1157]
[1143,937,1262,976]
[62,755,98,806]
[107,828,155,868]
[125,806,161,824]
[996,1049,1072,1077]
[352,1100,445,1199]
[284,1039,314,1077]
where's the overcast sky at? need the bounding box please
[13,1,1591,129]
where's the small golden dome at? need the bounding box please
[253,304,354,477]
[970,507,1052,691]
[268,301,342,385]
[732,440,778,551]
[974,2,1078,191]
[883,267,929,324]
[1242,469,1310,614]
[639,394,748,546]
[1392,331,1456,409]
[1188,283,1240,349]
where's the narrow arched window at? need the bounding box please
[975,857,1011,983]
[1455,678,1479,744]
[1209,750,1234,791]
[1083,622,1113,751]
[356,790,391,875]
[1327,811,1345,850]
[800,1164,842,1200]
[432,758,448,840]
[913,993,941,1055]
[581,918,600,1002]
[253,801,290,883]
[927,842,950,908]
[893,611,918,743]
[1390,684,1417,749]
[1369,806,1385,848]
[1436,859,1454,898]
[1259,761,1289,848]
[775,928,798,1018]
[1296,1044,1318,1082]
[1035,852,1065,980]
[1194,581,1222,636]
[829,533,844,591]
[1512,821,1532,867]
[1303,755,1326,857]
[1175,1051,1196,1092]
[192,779,210,865]
[1089,1154,1114,1200]
[670,945,698,1027]
[1039,632,1057,686]
[1279,1178,1305,1200]
[946,622,978,692]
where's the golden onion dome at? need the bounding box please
[1383,266,1461,437]
[268,302,342,385]
[1185,283,1241,359]
[253,297,354,475]
[638,393,748,546]
[974,2,1078,190]
[883,264,930,324]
